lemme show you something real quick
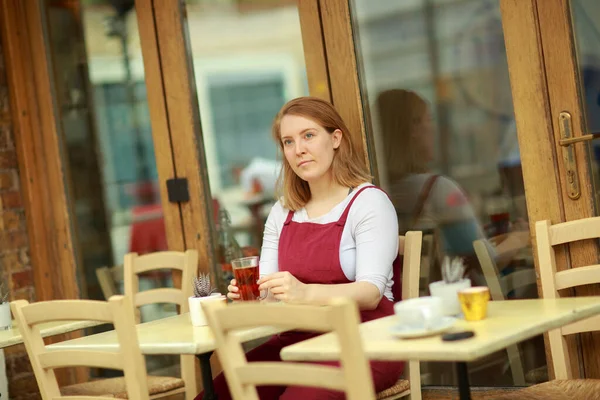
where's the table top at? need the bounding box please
[0,320,101,349]
[281,297,600,363]
[47,313,285,355]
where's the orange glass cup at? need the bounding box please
[458,286,490,321]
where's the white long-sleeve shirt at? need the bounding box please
[259,183,398,301]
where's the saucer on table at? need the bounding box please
[389,316,457,339]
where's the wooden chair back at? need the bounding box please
[399,231,423,400]
[203,298,375,400]
[473,237,532,385]
[11,296,150,400]
[124,249,198,400]
[536,217,600,379]
[96,264,124,300]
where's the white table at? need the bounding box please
[48,313,287,400]
[0,319,100,400]
[0,319,100,349]
[281,297,600,400]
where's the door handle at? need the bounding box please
[559,112,581,199]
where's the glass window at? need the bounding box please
[350,0,543,388]
[45,0,176,376]
[184,0,309,286]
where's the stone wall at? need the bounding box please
[0,35,39,400]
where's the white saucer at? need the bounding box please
[389,316,457,339]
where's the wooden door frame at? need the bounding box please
[500,0,585,379]
[316,0,377,178]
[141,0,216,281]
[0,0,79,303]
[0,0,88,387]
[534,0,600,378]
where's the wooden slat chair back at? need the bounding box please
[536,217,600,379]
[202,298,376,400]
[11,296,150,400]
[391,231,423,400]
[96,264,124,300]
[124,249,199,400]
[473,237,534,385]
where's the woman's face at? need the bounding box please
[413,110,435,162]
[279,114,342,183]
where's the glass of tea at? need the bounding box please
[231,256,261,301]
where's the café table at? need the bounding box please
[0,318,101,400]
[47,312,287,400]
[0,319,100,349]
[280,297,600,400]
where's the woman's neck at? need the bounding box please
[308,174,347,202]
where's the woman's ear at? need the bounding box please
[332,129,343,149]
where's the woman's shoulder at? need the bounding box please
[350,183,396,213]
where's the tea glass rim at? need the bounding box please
[231,256,259,269]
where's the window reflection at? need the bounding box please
[570,0,600,209]
[185,0,309,286]
[351,0,544,387]
[46,0,175,377]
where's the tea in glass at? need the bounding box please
[232,256,260,301]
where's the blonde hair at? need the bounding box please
[375,89,429,181]
[272,97,371,211]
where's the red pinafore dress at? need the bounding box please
[203,186,404,400]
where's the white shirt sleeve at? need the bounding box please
[347,189,399,297]
[258,201,285,276]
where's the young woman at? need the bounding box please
[197,97,404,400]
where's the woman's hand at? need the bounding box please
[227,278,240,301]
[258,272,307,303]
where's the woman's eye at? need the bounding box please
[305,133,314,139]
[283,139,293,146]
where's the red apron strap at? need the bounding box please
[336,185,379,226]
[283,210,294,225]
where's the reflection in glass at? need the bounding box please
[570,0,600,208]
[184,0,309,288]
[45,0,175,375]
[350,0,543,388]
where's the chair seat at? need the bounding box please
[376,379,410,400]
[524,365,548,383]
[61,375,185,399]
[487,379,600,400]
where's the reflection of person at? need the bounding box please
[376,89,529,279]
[128,181,166,255]
[198,97,404,399]
[376,89,485,260]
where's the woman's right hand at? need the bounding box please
[227,278,240,301]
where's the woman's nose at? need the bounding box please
[295,141,305,155]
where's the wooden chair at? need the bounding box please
[11,296,185,399]
[472,218,600,399]
[372,231,423,400]
[202,297,376,400]
[536,218,600,379]
[124,250,199,400]
[474,238,535,385]
[96,265,124,300]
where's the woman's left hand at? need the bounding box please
[257,271,307,303]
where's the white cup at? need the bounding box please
[393,296,443,331]
[429,278,471,316]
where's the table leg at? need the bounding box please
[197,352,218,400]
[456,362,471,400]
